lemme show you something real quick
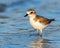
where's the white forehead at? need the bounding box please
[27,10,35,14]
[27,11,31,14]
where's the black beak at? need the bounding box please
[24,14,28,17]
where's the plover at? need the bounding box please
[24,9,55,37]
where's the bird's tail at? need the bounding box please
[50,19,55,21]
[48,19,55,24]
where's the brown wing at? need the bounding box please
[33,15,50,25]
[37,15,50,25]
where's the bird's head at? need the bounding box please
[24,9,36,17]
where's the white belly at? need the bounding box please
[30,19,47,30]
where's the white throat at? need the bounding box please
[29,14,36,19]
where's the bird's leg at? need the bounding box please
[37,29,39,33]
[36,29,40,35]
[39,30,43,37]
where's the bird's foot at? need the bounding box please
[40,34,42,37]
[37,33,42,37]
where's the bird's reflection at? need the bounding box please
[29,37,52,48]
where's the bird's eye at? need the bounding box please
[30,12,33,14]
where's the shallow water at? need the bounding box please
[0,0,60,48]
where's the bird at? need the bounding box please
[24,9,55,37]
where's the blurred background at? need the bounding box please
[0,0,60,48]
